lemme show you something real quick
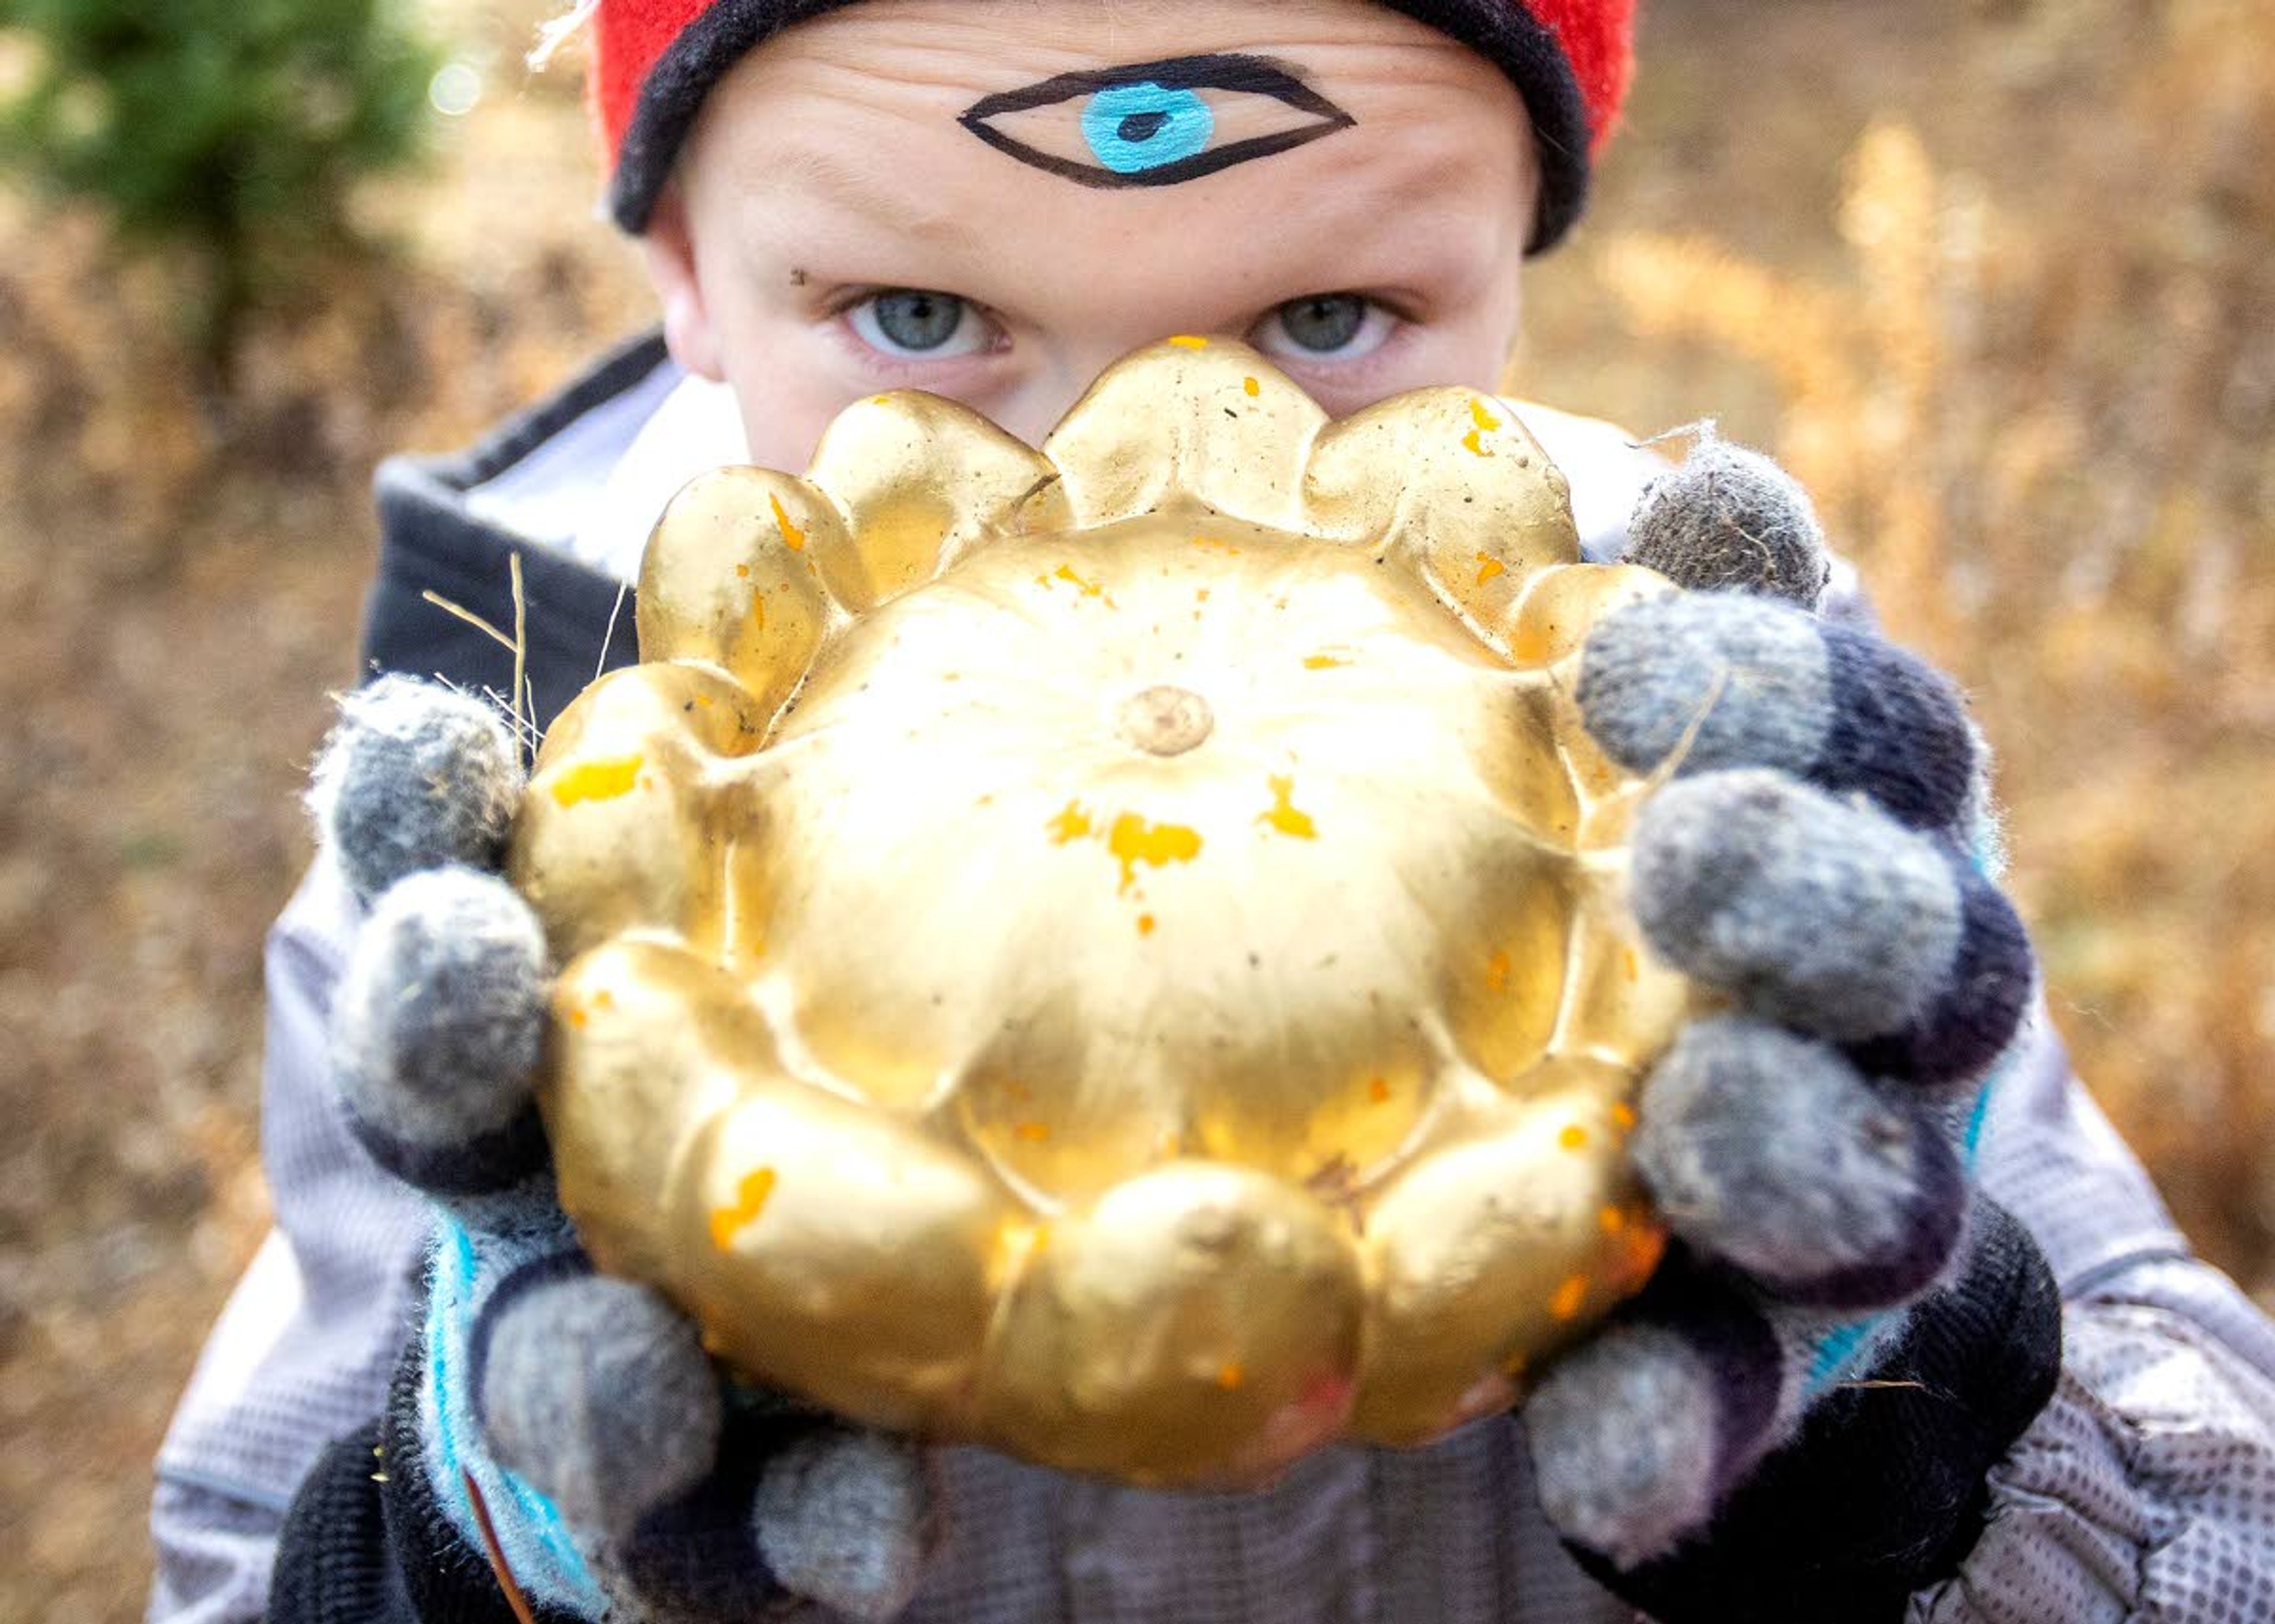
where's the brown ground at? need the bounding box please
[2,0,2268,1616]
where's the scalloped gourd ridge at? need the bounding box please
[509,338,1694,1487]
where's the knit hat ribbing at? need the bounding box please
[590,0,1633,252]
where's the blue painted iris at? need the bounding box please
[1080,83,1215,175]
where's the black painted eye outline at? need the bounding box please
[958,53,1356,189]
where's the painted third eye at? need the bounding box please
[959,53,1357,188]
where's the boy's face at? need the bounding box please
[642,0,1542,468]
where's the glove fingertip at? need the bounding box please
[478,1273,723,1540]
[754,1430,930,1623]
[314,676,522,907]
[1529,1310,1778,1568]
[1623,438,1831,610]
[1632,772,1968,1043]
[1634,1019,1967,1311]
[1576,595,1832,782]
[333,867,552,1199]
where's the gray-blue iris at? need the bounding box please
[1277,295,1367,352]
[872,291,966,352]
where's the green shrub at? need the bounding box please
[0,0,440,387]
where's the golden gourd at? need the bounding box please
[508,338,1696,1488]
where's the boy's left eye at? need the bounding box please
[1250,295,1396,362]
[847,290,996,360]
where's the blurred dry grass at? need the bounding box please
[0,0,2268,1616]
[1524,0,2275,1295]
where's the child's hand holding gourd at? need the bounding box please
[1527,439,2062,1620]
[312,680,930,1623]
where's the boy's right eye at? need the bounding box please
[847,290,994,360]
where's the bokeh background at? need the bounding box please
[2,0,2268,1614]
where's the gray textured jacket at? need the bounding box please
[152,333,2275,1623]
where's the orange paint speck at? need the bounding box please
[1138,914,1157,936]
[1485,950,1512,993]
[735,563,751,579]
[1053,801,1204,891]
[1616,1226,1668,1289]
[1559,1124,1590,1151]
[1052,562,1107,599]
[1215,1361,1245,1390]
[1368,1076,1392,1104]
[565,1004,589,1029]
[1048,801,1094,844]
[1015,1121,1052,1143]
[1549,1274,1590,1323]
[1242,376,1261,397]
[1168,334,1209,349]
[1258,774,1318,840]
[1190,534,1241,554]
[1475,553,1507,586]
[1462,402,1504,458]
[1303,653,1350,670]
[768,494,807,551]
[1622,946,1640,981]
[708,1166,778,1250]
[1598,1205,1628,1235]
[550,755,644,808]
[1611,1101,1638,1132]
[693,694,714,708]
[1107,812,1204,893]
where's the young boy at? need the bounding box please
[151,3,2275,1621]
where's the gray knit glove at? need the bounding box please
[310,681,929,1623]
[1524,438,2054,1619]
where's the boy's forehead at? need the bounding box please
[716,0,1504,92]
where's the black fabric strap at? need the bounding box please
[1566,1199,2063,1624]
[272,1421,421,1624]
[363,332,659,743]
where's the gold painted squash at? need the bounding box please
[508,339,1695,1488]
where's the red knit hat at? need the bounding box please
[591,0,1634,251]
